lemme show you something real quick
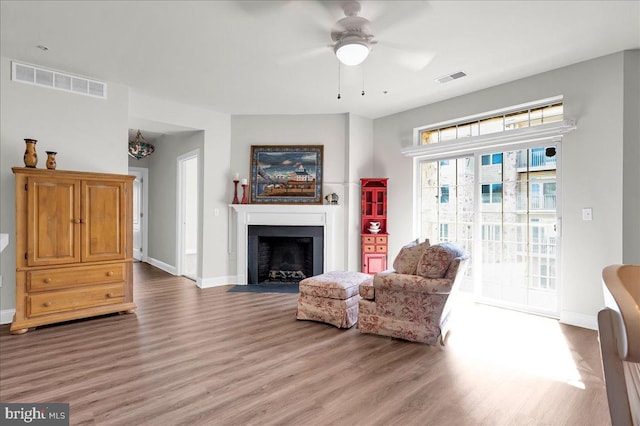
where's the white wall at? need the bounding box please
[373,51,638,329]
[0,82,232,318]
[346,113,374,271]
[230,114,356,274]
[623,50,640,264]
[0,56,129,319]
[2,50,635,329]
[128,92,232,287]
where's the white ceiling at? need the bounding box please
[1,1,639,120]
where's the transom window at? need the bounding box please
[419,102,563,145]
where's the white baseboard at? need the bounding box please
[197,276,237,289]
[560,310,598,330]
[146,257,177,275]
[1,309,15,325]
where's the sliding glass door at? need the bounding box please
[419,145,559,315]
[419,157,475,292]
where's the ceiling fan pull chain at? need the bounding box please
[362,66,365,96]
[337,62,342,100]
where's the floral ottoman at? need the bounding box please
[296,271,373,328]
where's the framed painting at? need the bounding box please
[250,145,323,204]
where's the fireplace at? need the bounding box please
[248,225,323,284]
[230,204,336,285]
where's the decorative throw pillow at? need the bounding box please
[416,244,455,279]
[393,239,430,275]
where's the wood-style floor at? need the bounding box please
[1,263,610,425]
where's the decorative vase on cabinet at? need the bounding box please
[23,139,38,168]
[45,151,57,169]
[11,167,137,334]
[360,178,388,274]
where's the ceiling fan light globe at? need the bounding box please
[335,40,370,66]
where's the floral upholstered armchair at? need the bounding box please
[358,240,470,345]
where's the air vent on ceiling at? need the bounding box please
[11,61,107,99]
[435,71,467,84]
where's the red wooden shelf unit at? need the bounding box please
[360,178,388,274]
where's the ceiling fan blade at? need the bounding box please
[297,0,341,35]
[277,46,332,66]
[373,42,435,72]
[365,0,430,35]
[315,0,350,20]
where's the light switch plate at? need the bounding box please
[582,208,593,221]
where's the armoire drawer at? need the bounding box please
[27,283,125,317]
[27,264,126,292]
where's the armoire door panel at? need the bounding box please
[82,180,126,262]
[27,177,81,266]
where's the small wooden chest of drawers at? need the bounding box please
[361,234,388,274]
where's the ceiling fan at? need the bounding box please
[331,0,377,66]
[244,0,433,71]
[321,0,434,71]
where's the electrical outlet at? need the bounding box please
[214,208,220,217]
[582,208,593,221]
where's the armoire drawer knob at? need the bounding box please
[106,293,115,298]
[106,271,114,277]
[43,302,52,307]
[44,278,51,283]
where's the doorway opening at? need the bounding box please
[129,167,148,263]
[177,150,199,281]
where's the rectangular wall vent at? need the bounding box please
[435,71,467,84]
[11,61,107,99]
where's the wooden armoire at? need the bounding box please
[11,167,136,334]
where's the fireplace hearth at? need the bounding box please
[248,225,323,284]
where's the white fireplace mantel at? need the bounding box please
[230,204,338,284]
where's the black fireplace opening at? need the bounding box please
[248,225,323,284]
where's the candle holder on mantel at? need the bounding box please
[241,183,249,204]
[232,179,240,204]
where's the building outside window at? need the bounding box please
[481,183,503,203]
[440,184,450,203]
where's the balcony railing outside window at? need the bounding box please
[517,194,557,210]
[517,149,557,169]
